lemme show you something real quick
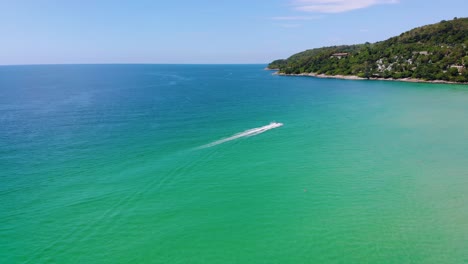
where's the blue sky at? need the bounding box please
[1,0,467,65]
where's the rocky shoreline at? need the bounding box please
[266,68,468,85]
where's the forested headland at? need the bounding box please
[268,18,468,83]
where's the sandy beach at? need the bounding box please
[269,70,468,85]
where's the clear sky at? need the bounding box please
[1,0,467,65]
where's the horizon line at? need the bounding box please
[0,62,271,67]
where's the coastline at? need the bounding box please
[266,69,468,85]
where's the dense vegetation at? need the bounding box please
[268,17,468,82]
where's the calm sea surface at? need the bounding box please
[1,64,468,263]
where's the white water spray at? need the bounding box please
[199,122,283,148]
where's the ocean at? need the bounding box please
[1,64,468,263]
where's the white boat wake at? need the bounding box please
[199,122,283,149]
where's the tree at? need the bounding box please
[449,67,460,76]
[270,17,468,82]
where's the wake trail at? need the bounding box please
[199,122,283,149]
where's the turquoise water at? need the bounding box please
[1,64,468,263]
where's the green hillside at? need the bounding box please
[268,17,468,82]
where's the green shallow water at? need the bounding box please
[1,65,468,263]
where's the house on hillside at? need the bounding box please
[412,51,430,55]
[330,53,349,59]
[450,65,464,73]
